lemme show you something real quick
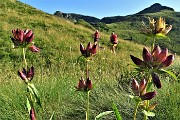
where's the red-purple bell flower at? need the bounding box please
[130,46,174,69]
[11,29,34,46]
[132,79,146,96]
[80,42,97,58]
[18,66,34,83]
[132,79,156,100]
[76,77,92,92]
[11,29,39,52]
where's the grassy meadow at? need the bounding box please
[0,0,180,120]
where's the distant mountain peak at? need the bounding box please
[137,3,174,14]
[54,11,100,23]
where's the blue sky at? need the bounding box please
[19,0,180,19]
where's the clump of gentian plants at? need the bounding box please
[130,17,176,120]
[75,42,97,120]
[10,29,41,120]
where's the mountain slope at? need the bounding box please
[54,11,100,23]
[52,3,180,54]
[137,3,174,14]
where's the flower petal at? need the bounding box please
[86,77,92,90]
[29,45,39,52]
[76,77,86,91]
[18,70,27,80]
[139,79,146,95]
[90,44,97,54]
[80,44,86,54]
[151,72,161,89]
[130,55,143,66]
[132,78,139,96]
[86,42,92,52]
[143,47,152,63]
[161,55,174,67]
[27,67,34,81]
[152,45,161,60]
[25,33,34,43]
[156,48,168,63]
[141,91,156,100]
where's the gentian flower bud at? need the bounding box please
[130,55,143,66]
[156,48,168,63]
[90,44,97,54]
[86,77,92,90]
[30,108,36,120]
[161,55,174,67]
[29,45,40,52]
[86,42,92,52]
[152,45,161,60]
[143,47,152,63]
[132,78,139,96]
[151,72,161,89]
[141,91,156,100]
[76,77,93,91]
[80,44,86,55]
[18,68,27,81]
[18,67,34,82]
[139,79,146,95]
[80,42,97,58]
[76,77,86,91]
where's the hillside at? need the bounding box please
[0,0,180,120]
[53,3,180,54]
[100,3,180,54]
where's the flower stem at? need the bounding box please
[144,100,149,120]
[133,101,140,120]
[86,58,89,79]
[86,91,90,120]
[151,35,155,53]
[23,48,28,69]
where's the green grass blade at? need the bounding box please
[28,83,42,107]
[26,97,31,113]
[95,111,113,120]
[49,111,55,120]
[112,101,122,120]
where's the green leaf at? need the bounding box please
[26,97,31,113]
[49,111,55,120]
[112,101,122,120]
[28,83,42,107]
[95,111,113,120]
[160,69,177,80]
[155,33,167,39]
[142,110,155,117]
